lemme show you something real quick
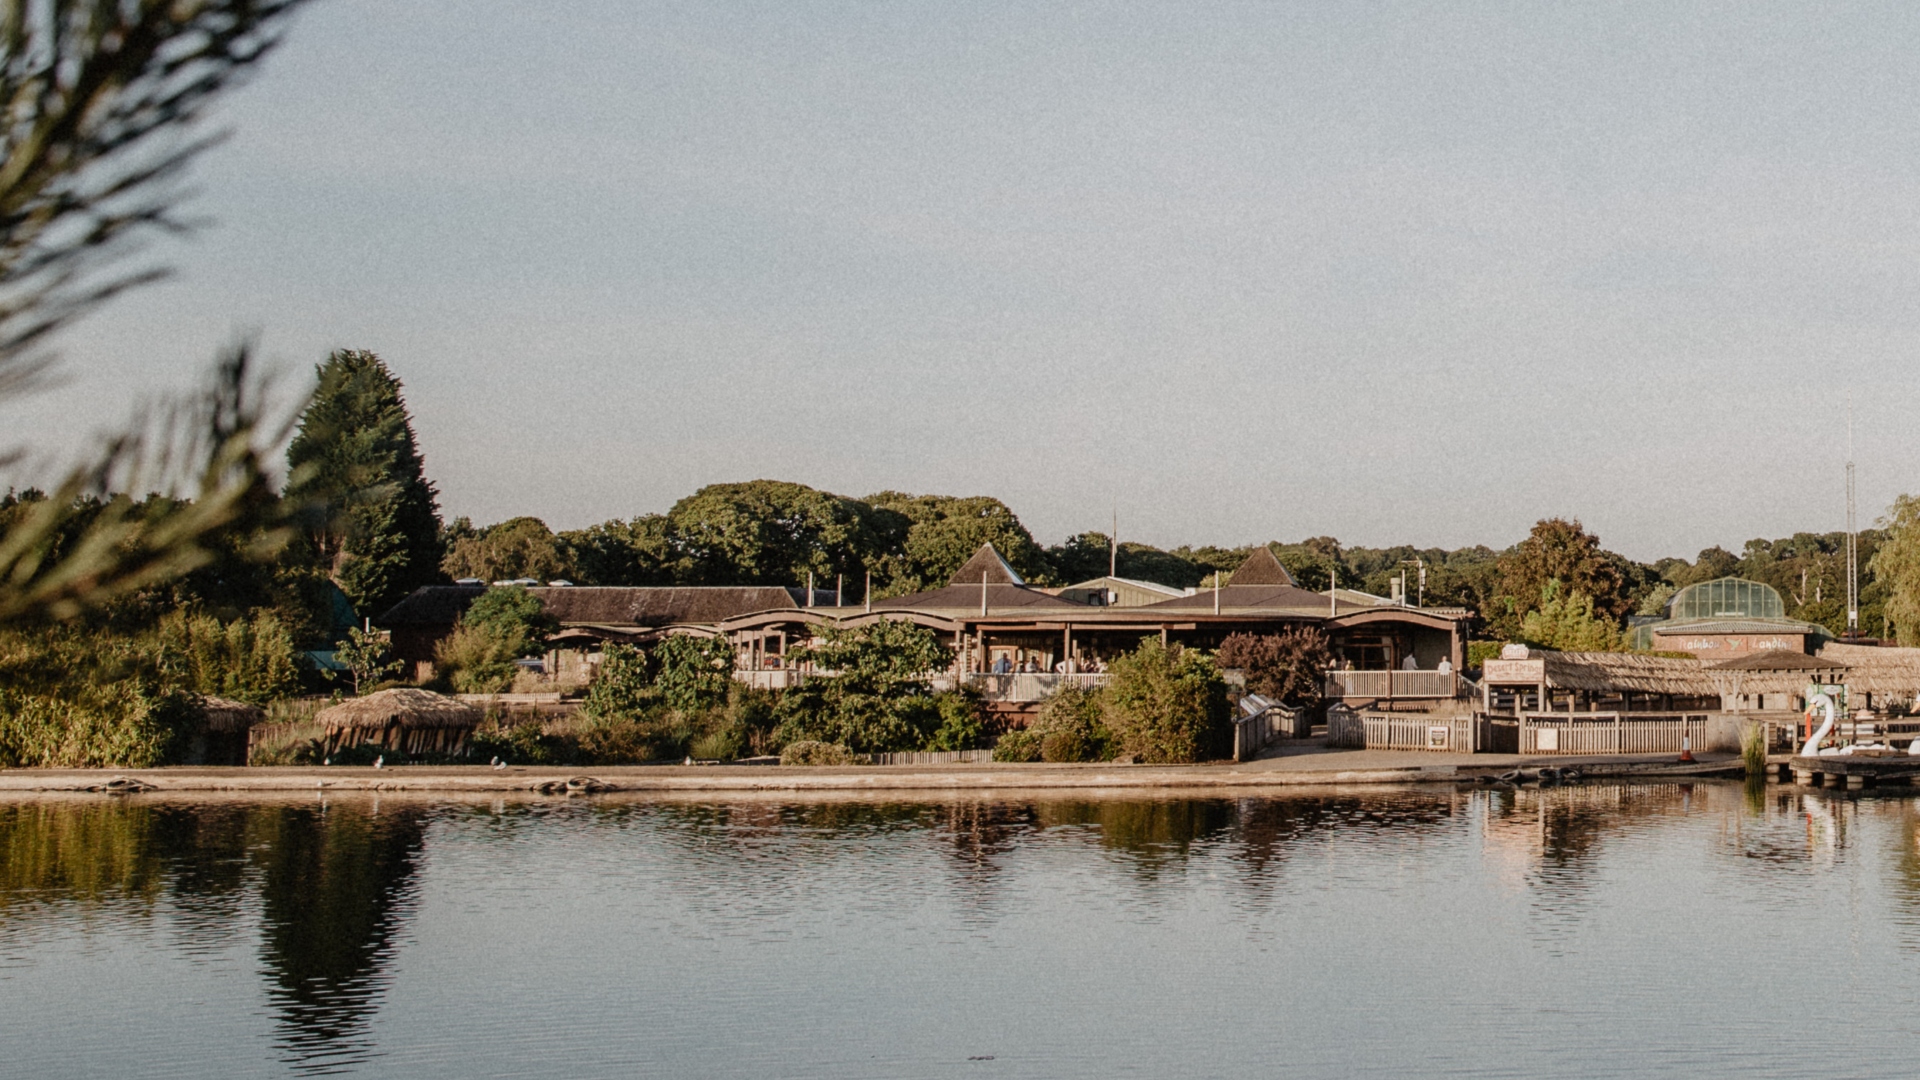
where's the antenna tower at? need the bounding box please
[1847,394,1859,637]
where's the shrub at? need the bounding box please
[1031,684,1114,763]
[580,643,655,721]
[770,621,956,754]
[575,717,659,764]
[991,729,1042,763]
[924,690,989,751]
[771,684,943,754]
[689,729,743,761]
[1466,640,1506,668]
[653,634,736,711]
[0,628,200,767]
[154,610,302,703]
[1101,639,1230,764]
[1216,628,1332,706]
[468,716,567,765]
[780,740,853,766]
[435,623,521,693]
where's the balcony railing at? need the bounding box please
[1323,670,1459,700]
[961,672,1111,704]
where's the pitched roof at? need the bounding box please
[1538,652,1713,695]
[1816,642,1920,694]
[947,543,1025,586]
[378,584,801,629]
[1228,547,1296,587]
[874,582,1081,613]
[1139,583,1331,613]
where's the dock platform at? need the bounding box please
[1781,753,1920,789]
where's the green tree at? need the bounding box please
[579,644,655,722]
[864,492,1051,594]
[1491,519,1627,638]
[460,586,556,657]
[1100,639,1230,764]
[284,350,444,618]
[335,626,403,695]
[561,515,675,585]
[771,620,954,752]
[442,517,573,583]
[1045,531,1211,588]
[1870,495,1920,645]
[1516,581,1625,651]
[667,481,889,587]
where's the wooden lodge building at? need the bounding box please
[378,543,1471,706]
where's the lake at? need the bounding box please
[1,782,1916,1078]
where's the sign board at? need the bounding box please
[1482,658,1545,684]
[1427,726,1450,749]
[1536,728,1559,752]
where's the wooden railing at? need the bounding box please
[1519,713,1709,755]
[1323,670,1459,700]
[857,749,995,766]
[734,669,806,691]
[1233,701,1306,762]
[961,672,1110,703]
[1326,705,1478,752]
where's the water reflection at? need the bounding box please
[0,798,427,1075]
[16,784,1920,1075]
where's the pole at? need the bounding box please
[807,571,814,608]
[1847,391,1859,637]
[836,573,843,607]
[1110,506,1118,579]
[865,570,872,614]
[1214,570,1220,615]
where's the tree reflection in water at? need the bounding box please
[0,798,428,1075]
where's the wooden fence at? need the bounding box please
[857,749,995,766]
[1518,713,1709,755]
[961,672,1110,703]
[1326,705,1483,752]
[1232,702,1307,762]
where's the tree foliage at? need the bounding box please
[864,492,1052,593]
[1491,519,1627,638]
[1516,581,1625,652]
[1870,495,1920,646]
[284,349,444,618]
[1216,627,1333,705]
[442,516,572,583]
[459,585,555,658]
[337,625,403,694]
[651,633,736,712]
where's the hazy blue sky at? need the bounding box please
[9,1,1920,562]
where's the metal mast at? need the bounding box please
[1848,394,1859,637]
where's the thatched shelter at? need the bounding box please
[1702,650,1847,705]
[181,696,266,765]
[316,689,481,757]
[1814,643,1920,702]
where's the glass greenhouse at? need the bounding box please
[1667,577,1787,620]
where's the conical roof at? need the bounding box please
[947,543,1025,586]
[1228,546,1296,587]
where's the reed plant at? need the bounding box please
[1741,720,1769,777]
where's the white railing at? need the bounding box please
[1323,670,1459,700]
[961,672,1111,703]
[734,669,806,691]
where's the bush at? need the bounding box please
[580,643,654,721]
[1101,639,1230,764]
[924,690,989,751]
[769,621,959,754]
[575,716,660,764]
[1466,640,1506,668]
[991,729,1042,763]
[653,634,736,711]
[780,740,853,766]
[0,628,201,767]
[461,585,556,656]
[154,610,302,703]
[1031,684,1114,763]
[435,623,521,693]
[689,728,743,761]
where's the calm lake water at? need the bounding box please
[2,782,1918,1078]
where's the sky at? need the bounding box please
[8,0,1920,563]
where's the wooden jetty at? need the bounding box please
[1777,752,1920,789]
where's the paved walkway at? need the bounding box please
[0,745,1741,797]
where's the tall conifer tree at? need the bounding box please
[286,350,444,617]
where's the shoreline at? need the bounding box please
[0,750,1745,795]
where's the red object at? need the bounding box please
[1679,732,1695,764]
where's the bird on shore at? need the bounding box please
[492,759,507,770]
[374,756,385,769]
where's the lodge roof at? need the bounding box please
[1227,547,1297,587]
[1138,582,1337,613]
[872,582,1082,613]
[947,543,1025,586]
[378,584,805,629]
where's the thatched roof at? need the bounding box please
[1228,547,1296,587]
[199,696,264,734]
[1817,642,1920,695]
[947,543,1025,586]
[316,689,481,731]
[1706,650,1846,673]
[875,582,1081,613]
[1540,652,1713,695]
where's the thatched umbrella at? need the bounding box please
[316,688,481,757]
